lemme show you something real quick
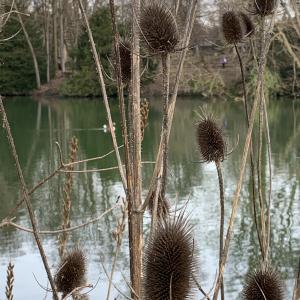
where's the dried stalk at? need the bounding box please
[234,43,263,255]
[215,161,225,300]
[212,82,261,300]
[59,136,78,258]
[2,204,119,234]
[4,145,119,221]
[106,201,127,300]
[159,53,171,204]
[129,0,143,296]
[5,261,14,300]
[76,0,126,189]
[0,97,58,300]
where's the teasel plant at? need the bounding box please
[254,0,278,264]
[221,9,264,259]
[143,213,197,300]
[140,1,179,228]
[77,0,198,297]
[213,2,279,299]
[55,248,87,299]
[59,136,79,258]
[196,112,227,300]
[242,264,284,300]
[5,261,14,300]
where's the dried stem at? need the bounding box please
[234,43,263,256]
[1,204,119,234]
[0,97,58,300]
[76,0,126,189]
[212,81,261,300]
[128,0,143,297]
[215,161,225,300]
[159,53,171,202]
[106,201,127,300]
[59,136,78,258]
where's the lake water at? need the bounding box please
[0,96,299,299]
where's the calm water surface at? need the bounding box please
[0,96,299,299]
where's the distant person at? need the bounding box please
[221,57,227,68]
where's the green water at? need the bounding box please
[0,96,299,299]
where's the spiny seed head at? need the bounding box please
[252,0,277,16]
[222,11,244,44]
[197,116,226,163]
[55,249,86,297]
[148,192,170,220]
[242,265,284,300]
[119,40,131,84]
[143,215,196,300]
[239,12,255,37]
[140,3,179,54]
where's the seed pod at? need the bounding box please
[252,0,277,16]
[143,215,196,299]
[222,11,245,44]
[119,40,131,84]
[242,265,284,300]
[197,116,226,163]
[239,12,255,37]
[140,3,179,54]
[55,249,86,297]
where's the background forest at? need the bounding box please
[0,0,299,97]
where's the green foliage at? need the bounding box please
[60,7,117,97]
[247,67,281,99]
[268,25,300,95]
[0,10,47,95]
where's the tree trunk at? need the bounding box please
[59,0,65,73]
[52,0,58,74]
[15,4,41,89]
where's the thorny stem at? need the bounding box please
[160,53,171,202]
[0,97,59,300]
[234,43,263,256]
[216,161,225,300]
[263,92,273,260]
[257,16,268,262]
[129,0,143,296]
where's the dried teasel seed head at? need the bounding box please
[148,192,170,220]
[251,0,277,16]
[55,248,86,297]
[222,11,245,44]
[197,116,226,163]
[140,3,179,54]
[239,12,255,37]
[143,215,196,299]
[242,265,284,300]
[119,40,131,84]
